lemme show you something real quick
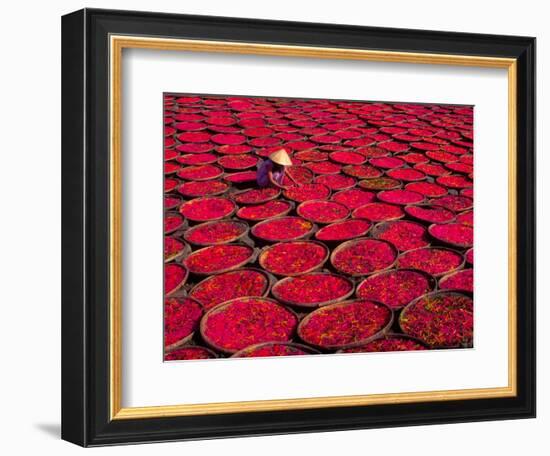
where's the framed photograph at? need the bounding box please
[61,8,536,447]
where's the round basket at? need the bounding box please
[164,263,189,297]
[259,241,329,277]
[331,188,376,210]
[329,151,367,165]
[355,268,436,310]
[176,152,218,166]
[352,202,405,223]
[370,220,430,252]
[231,187,281,205]
[271,272,355,308]
[377,189,425,206]
[342,164,384,179]
[189,267,275,310]
[438,268,474,294]
[179,197,237,223]
[315,219,372,243]
[428,223,474,249]
[314,174,356,191]
[183,243,257,276]
[164,194,183,211]
[358,177,402,191]
[283,183,331,203]
[330,237,398,277]
[236,200,294,222]
[164,161,181,175]
[177,180,229,198]
[176,164,224,181]
[183,220,249,246]
[397,246,465,278]
[296,200,350,225]
[200,297,299,355]
[164,212,188,235]
[428,195,473,212]
[164,237,191,263]
[399,291,473,348]
[251,216,316,243]
[403,203,456,225]
[386,168,427,182]
[164,177,181,193]
[297,299,394,351]
[223,170,257,184]
[217,154,258,170]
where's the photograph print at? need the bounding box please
[163,93,474,361]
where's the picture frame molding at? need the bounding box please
[62,8,536,447]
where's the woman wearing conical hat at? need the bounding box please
[256,148,297,189]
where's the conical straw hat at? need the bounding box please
[269,149,292,166]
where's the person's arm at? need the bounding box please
[268,170,288,189]
[283,167,300,186]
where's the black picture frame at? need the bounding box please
[62,8,536,447]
